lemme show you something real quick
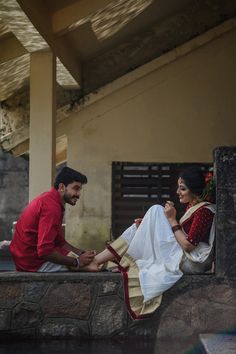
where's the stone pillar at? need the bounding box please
[214,146,236,277]
[29,51,56,201]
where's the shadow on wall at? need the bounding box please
[0,150,66,242]
[0,149,29,241]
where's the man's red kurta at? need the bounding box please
[10,188,67,271]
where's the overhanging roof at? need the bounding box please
[1,0,236,162]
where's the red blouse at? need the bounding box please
[181,204,215,246]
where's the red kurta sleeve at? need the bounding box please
[37,201,65,257]
[183,207,214,246]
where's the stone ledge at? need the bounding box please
[0,271,215,281]
[0,272,235,339]
[0,270,122,282]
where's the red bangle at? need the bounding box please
[171,224,181,232]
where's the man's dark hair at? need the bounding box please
[54,166,87,189]
[179,167,205,197]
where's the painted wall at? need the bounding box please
[59,27,236,250]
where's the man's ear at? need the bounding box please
[58,183,65,192]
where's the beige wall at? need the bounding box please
[59,27,236,250]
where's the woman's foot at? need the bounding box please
[79,260,101,272]
[110,266,120,272]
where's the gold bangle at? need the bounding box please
[171,224,181,232]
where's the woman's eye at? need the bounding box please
[178,186,186,191]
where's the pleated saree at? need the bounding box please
[107,202,215,320]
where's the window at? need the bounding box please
[112,162,211,237]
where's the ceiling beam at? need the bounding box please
[11,139,29,157]
[0,33,27,64]
[11,137,67,166]
[54,36,82,88]
[52,0,114,35]
[55,135,67,165]
[1,125,29,152]
[0,22,9,37]
[16,0,82,86]
[0,0,48,52]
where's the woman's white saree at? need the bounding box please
[118,202,215,317]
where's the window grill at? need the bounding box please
[112,162,211,238]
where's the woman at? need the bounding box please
[84,167,216,320]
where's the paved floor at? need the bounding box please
[200,333,236,354]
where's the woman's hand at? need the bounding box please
[164,201,177,225]
[164,201,196,253]
[134,218,143,228]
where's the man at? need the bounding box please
[10,166,95,272]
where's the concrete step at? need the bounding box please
[0,257,15,271]
[199,333,236,354]
[0,240,11,257]
[0,240,15,271]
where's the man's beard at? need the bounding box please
[63,191,79,205]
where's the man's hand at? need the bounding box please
[79,250,96,267]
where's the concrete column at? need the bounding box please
[29,51,56,201]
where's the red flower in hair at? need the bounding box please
[202,170,215,202]
[205,171,213,184]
